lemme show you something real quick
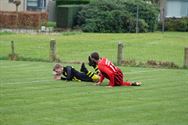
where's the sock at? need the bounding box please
[123,81,131,86]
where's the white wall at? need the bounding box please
[0,0,27,11]
[166,0,188,17]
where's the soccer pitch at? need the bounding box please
[0,60,188,125]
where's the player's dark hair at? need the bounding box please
[90,52,99,61]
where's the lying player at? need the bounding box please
[53,63,99,82]
[88,52,142,87]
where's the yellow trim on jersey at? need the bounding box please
[87,71,99,82]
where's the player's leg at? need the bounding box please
[115,68,132,86]
[114,69,124,86]
[115,68,141,86]
[80,63,99,82]
[131,82,142,86]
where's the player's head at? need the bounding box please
[53,63,63,75]
[88,52,99,66]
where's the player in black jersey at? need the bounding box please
[53,63,99,82]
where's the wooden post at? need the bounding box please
[9,41,17,60]
[136,5,139,33]
[162,8,165,33]
[184,47,188,67]
[117,42,124,66]
[50,39,56,62]
[11,41,15,55]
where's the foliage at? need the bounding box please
[56,5,84,28]
[76,0,159,33]
[47,21,56,27]
[158,17,188,32]
[56,0,90,6]
[0,11,48,29]
[122,59,179,69]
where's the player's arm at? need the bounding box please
[98,66,115,86]
[65,66,72,81]
[53,71,61,80]
[106,70,115,86]
[96,73,104,85]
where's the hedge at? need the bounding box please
[76,0,159,33]
[0,11,48,29]
[56,5,84,28]
[158,17,188,32]
[56,0,90,6]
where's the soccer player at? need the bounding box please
[88,52,142,87]
[53,63,99,82]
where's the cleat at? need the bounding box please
[80,63,87,73]
[132,82,142,86]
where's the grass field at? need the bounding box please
[0,32,188,66]
[0,60,188,125]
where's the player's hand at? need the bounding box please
[96,82,101,86]
[106,86,113,88]
[54,75,61,80]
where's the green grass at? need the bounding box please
[0,32,188,67]
[0,60,188,125]
[47,21,56,27]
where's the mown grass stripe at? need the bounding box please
[0,60,188,125]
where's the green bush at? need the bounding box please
[56,0,90,6]
[56,5,84,28]
[76,0,159,33]
[47,21,56,27]
[158,17,188,32]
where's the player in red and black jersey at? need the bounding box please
[88,52,142,87]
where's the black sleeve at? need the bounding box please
[61,77,67,80]
[66,66,72,81]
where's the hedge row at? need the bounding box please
[0,11,48,29]
[158,17,188,32]
[56,0,90,6]
[76,0,159,33]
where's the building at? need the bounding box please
[160,0,188,18]
[0,0,27,11]
[27,0,49,11]
[0,0,50,12]
[0,0,56,21]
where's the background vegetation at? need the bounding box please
[158,17,188,32]
[76,0,159,33]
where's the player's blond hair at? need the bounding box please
[53,63,63,71]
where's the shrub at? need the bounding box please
[56,0,90,6]
[0,11,48,29]
[158,17,188,32]
[76,0,159,33]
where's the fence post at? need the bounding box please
[136,5,139,33]
[184,47,188,68]
[49,39,56,62]
[9,41,18,60]
[162,8,165,33]
[11,41,15,55]
[117,42,124,66]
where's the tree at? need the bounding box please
[13,0,21,12]
[77,0,159,33]
[144,0,160,5]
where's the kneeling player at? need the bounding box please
[88,52,142,87]
[53,63,99,82]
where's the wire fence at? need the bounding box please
[1,39,187,68]
[0,39,119,65]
